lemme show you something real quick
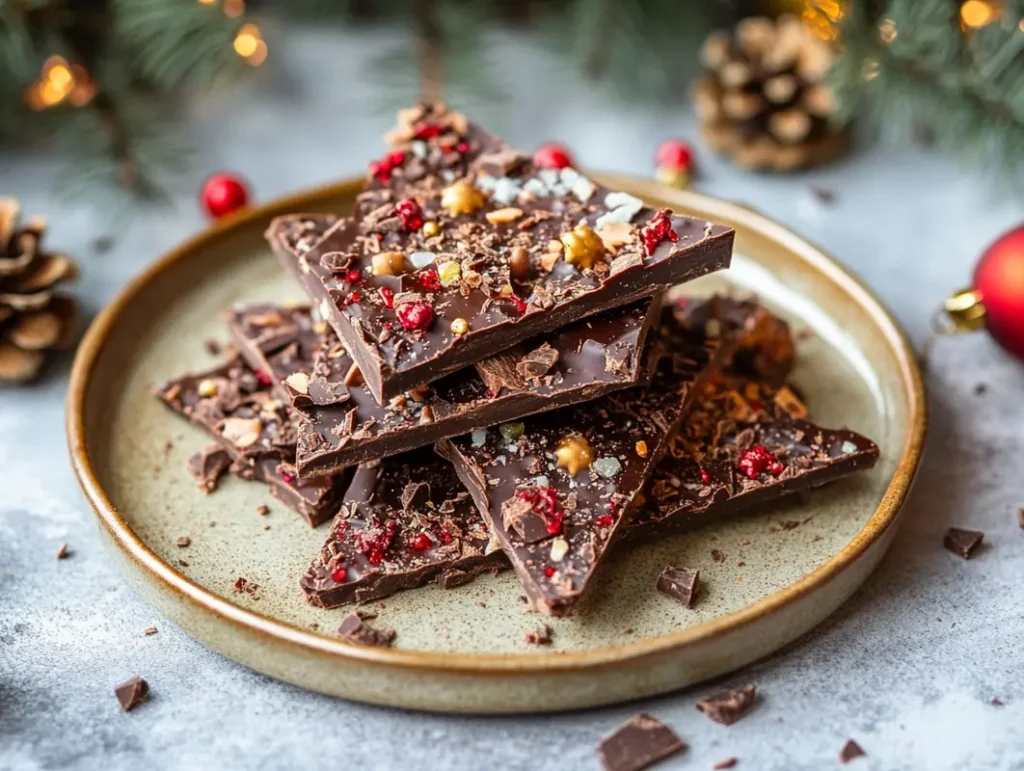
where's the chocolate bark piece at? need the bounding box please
[436,301,735,616]
[627,376,880,540]
[944,527,983,559]
[338,613,396,647]
[263,222,663,477]
[187,443,233,494]
[153,357,347,527]
[656,565,700,608]
[114,676,149,712]
[266,104,734,403]
[598,713,686,771]
[696,684,757,725]
[301,448,497,608]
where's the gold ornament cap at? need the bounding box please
[936,287,986,334]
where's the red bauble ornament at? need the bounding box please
[201,173,250,219]
[656,138,693,171]
[533,142,574,170]
[968,225,1024,360]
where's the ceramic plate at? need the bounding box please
[68,176,925,713]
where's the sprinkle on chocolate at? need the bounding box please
[56,542,69,560]
[943,527,983,559]
[524,624,554,645]
[838,739,866,763]
[338,612,396,647]
[656,565,699,608]
[114,676,150,712]
[598,713,686,771]
[696,684,757,725]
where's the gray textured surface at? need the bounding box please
[2,29,1024,771]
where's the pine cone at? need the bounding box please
[692,15,848,172]
[0,198,78,383]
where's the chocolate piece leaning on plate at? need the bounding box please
[301,447,497,608]
[656,565,700,608]
[598,713,686,771]
[262,219,663,477]
[625,377,880,540]
[153,357,348,527]
[266,103,735,403]
[436,298,744,616]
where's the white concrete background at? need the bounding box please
[2,29,1023,771]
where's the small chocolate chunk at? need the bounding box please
[713,758,738,770]
[176,536,191,548]
[256,504,270,516]
[524,624,553,645]
[656,565,699,608]
[187,444,232,494]
[516,343,559,380]
[838,739,866,763]
[1018,508,1024,530]
[114,676,149,712]
[56,542,69,560]
[944,527,983,559]
[400,481,431,511]
[143,626,158,636]
[598,713,686,771]
[696,684,756,725]
[204,338,222,356]
[338,613,396,647]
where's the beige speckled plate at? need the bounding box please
[68,176,925,714]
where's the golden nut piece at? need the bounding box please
[197,378,219,397]
[421,221,440,238]
[450,318,469,336]
[440,179,486,216]
[437,260,462,287]
[371,251,406,276]
[559,223,606,270]
[635,440,648,458]
[555,434,595,477]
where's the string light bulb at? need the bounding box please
[24,56,93,110]
[233,23,267,67]
[960,0,997,28]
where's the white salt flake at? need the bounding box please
[533,475,550,487]
[470,430,488,447]
[841,441,858,454]
[549,537,569,562]
[409,251,436,269]
[595,192,645,229]
[592,457,623,478]
[410,140,428,159]
[522,178,549,198]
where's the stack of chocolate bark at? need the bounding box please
[155,104,879,625]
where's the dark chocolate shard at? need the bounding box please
[713,758,739,770]
[696,684,757,726]
[300,448,495,609]
[338,613,396,647]
[187,443,232,494]
[436,298,741,617]
[114,676,149,712]
[656,565,700,608]
[231,274,663,477]
[266,103,734,404]
[944,527,983,559]
[153,356,348,527]
[838,739,866,763]
[598,713,686,771]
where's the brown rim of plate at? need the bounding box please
[66,174,927,675]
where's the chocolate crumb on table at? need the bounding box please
[656,565,700,608]
[143,626,158,636]
[838,739,866,763]
[943,527,984,559]
[524,624,553,645]
[176,536,190,548]
[237,251,664,477]
[256,504,269,516]
[114,676,149,712]
[1017,508,1024,530]
[598,713,686,771]
[338,612,396,647]
[56,542,69,560]
[713,757,739,770]
[267,102,735,405]
[696,684,757,725]
[233,577,260,596]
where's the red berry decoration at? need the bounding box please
[533,142,574,170]
[411,533,432,550]
[369,150,405,183]
[943,224,1024,361]
[737,445,784,480]
[378,286,395,308]
[201,172,250,219]
[396,300,434,332]
[330,565,347,583]
[640,209,679,256]
[395,198,425,232]
[416,269,441,292]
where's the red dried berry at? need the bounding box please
[417,269,441,292]
[353,520,397,565]
[699,467,711,484]
[379,286,395,308]
[345,269,362,284]
[281,472,295,484]
[413,122,442,140]
[254,369,271,386]
[395,198,425,232]
[544,567,556,578]
[516,486,564,534]
[368,151,405,183]
[737,445,784,480]
[533,142,574,170]
[455,141,469,154]
[508,295,527,314]
[595,515,614,527]
[412,533,432,550]
[396,300,434,332]
[640,209,679,256]
[330,565,347,582]
[345,291,362,306]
